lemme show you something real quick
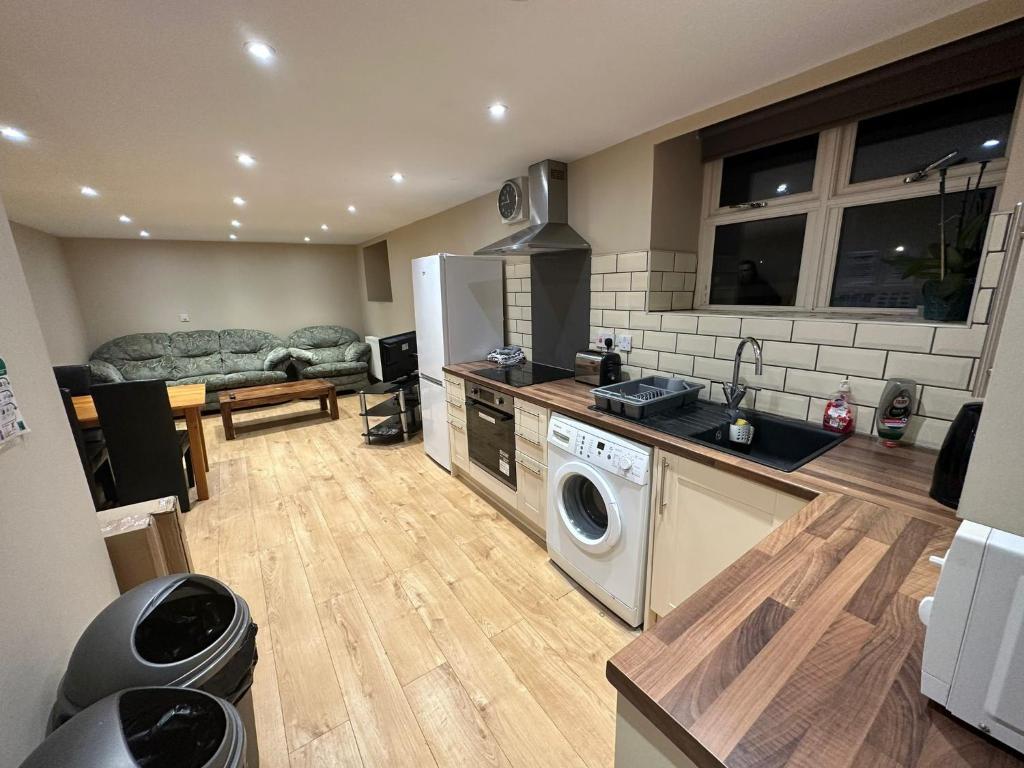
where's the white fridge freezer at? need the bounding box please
[412,253,504,470]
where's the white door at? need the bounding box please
[420,375,451,470]
[412,254,446,381]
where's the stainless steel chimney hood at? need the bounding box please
[475,160,590,255]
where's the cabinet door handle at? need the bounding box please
[448,419,464,432]
[517,458,542,477]
[657,457,669,517]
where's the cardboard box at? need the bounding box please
[98,496,194,593]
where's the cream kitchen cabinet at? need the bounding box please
[514,399,549,533]
[444,374,469,473]
[646,448,807,623]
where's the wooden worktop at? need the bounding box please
[607,493,1022,767]
[444,363,1020,766]
[443,362,954,526]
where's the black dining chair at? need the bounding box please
[59,388,116,509]
[91,380,194,512]
[54,364,105,444]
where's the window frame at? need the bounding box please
[695,101,1014,317]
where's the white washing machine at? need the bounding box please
[546,414,652,627]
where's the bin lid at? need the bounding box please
[21,687,245,768]
[60,574,251,710]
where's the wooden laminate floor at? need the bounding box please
[182,396,639,768]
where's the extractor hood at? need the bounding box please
[475,160,591,255]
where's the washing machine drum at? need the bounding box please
[555,463,622,553]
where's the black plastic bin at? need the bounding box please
[50,574,260,767]
[22,687,245,767]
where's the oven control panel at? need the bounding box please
[548,415,651,485]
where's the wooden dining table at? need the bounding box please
[73,382,210,501]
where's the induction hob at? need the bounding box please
[471,361,574,388]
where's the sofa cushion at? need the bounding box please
[344,341,371,362]
[91,333,176,382]
[220,329,287,374]
[287,325,363,365]
[225,370,288,388]
[89,360,124,384]
[300,361,369,378]
[169,330,223,378]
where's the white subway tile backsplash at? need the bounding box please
[854,323,933,352]
[918,386,978,420]
[504,264,515,278]
[506,278,522,293]
[631,272,649,291]
[626,348,659,368]
[616,291,646,310]
[629,312,663,331]
[981,251,1004,288]
[755,389,809,420]
[603,309,629,327]
[661,314,698,333]
[785,368,844,398]
[741,318,793,341]
[792,320,855,346]
[683,273,696,291]
[904,415,953,450]
[674,252,698,272]
[676,333,717,357]
[885,352,972,388]
[518,320,532,335]
[644,331,678,352]
[846,376,888,405]
[984,212,1010,253]
[662,272,686,291]
[603,272,632,291]
[647,292,672,311]
[588,309,603,324]
[698,316,740,337]
[816,345,886,378]
[520,333,532,348]
[508,332,523,345]
[592,253,617,274]
[671,292,695,310]
[521,278,531,292]
[621,364,643,380]
[973,289,992,323]
[693,356,786,389]
[763,340,818,369]
[592,292,615,309]
[590,274,604,291]
[659,353,694,375]
[617,251,649,272]
[512,263,530,279]
[932,325,987,357]
[509,306,524,320]
[649,250,675,271]
[515,292,532,307]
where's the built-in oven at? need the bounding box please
[465,382,517,490]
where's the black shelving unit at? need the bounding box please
[359,376,421,444]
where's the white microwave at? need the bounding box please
[920,520,1024,752]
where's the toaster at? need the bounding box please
[920,519,1024,752]
[575,349,622,386]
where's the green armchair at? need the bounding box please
[287,325,371,391]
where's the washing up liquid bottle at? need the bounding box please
[876,378,917,447]
[822,378,857,434]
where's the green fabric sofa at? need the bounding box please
[287,325,371,391]
[89,329,291,406]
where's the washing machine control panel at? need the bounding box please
[548,417,650,485]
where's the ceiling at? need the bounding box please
[0,0,985,245]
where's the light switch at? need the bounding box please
[617,334,633,351]
[179,313,191,323]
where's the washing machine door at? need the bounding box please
[552,460,622,554]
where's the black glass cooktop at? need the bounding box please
[471,361,574,388]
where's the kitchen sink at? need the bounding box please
[614,399,849,472]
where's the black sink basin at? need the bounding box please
[687,408,848,472]
[608,399,848,472]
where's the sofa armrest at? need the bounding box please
[264,346,291,372]
[89,359,124,384]
[288,347,315,364]
[344,341,371,363]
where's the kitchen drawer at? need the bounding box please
[514,401,547,436]
[515,431,546,466]
[447,399,466,422]
[515,452,547,532]
[447,416,468,472]
[444,374,464,396]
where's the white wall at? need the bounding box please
[9,222,90,365]
[0,197,119,766]
[60,238,365,350]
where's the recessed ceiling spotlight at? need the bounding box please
[776,183,788,193]
[1,125,28,143]
[244,41,276,63]
[139,230,150,238]
[118,214,132,223]
[320,223,329,231]
[236,153,256,167]
[229,233,238,240]
[488,103,509,119]
[80,185,99,197]
[303,236,311,242]
[232,196,246,206]
[982,139,1001,148]
[347,205,357,214]
[231,219,242,228]
[894,245,906,253]
[391,172,405,183]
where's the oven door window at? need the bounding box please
[466,400,517,489]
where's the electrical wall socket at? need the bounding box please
[617,334,633,351]
[179,313,191,323]
[594,330,614,350]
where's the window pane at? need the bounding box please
[831,187,995,310]
[850,79,1019,184]
[719,135,818,207]
[710,215,806,306]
